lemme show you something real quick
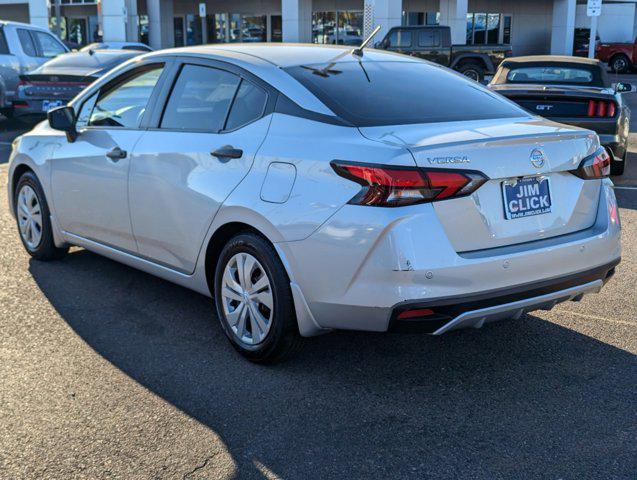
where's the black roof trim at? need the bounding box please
[274,94,354,127]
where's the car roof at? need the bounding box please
[0,20,50,32]
[502,55,603,67]
[151,43,419,68]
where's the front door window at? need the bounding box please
[88,66,164,128]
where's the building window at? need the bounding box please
[139,15,149,46]
[271,15,282,42]
[312,11,363,45]
[173,17,184,47]
[242,15,267,42]
[503,16,511,44]
[466,13,510,45]
[207,13,227,43]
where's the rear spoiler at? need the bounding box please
[19,73,98,84]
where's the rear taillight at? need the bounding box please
[570,148,610,179]
[587,100,617,118]
[331,161,488,207]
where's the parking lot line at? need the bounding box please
[554,308,636,326]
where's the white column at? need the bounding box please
[550,0,576,55]
[282,0,312,43]
[439,0,468,45]
[148,0,174,49]
[28,0,49,31]
[365,0,402,42]
[125,0,139,42]
[100,0,127,42]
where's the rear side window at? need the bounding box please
[89,66,164,128]
[419,30,440,47]
[285,61,526,126]
[17,29,36,57]
[161,64,240,132]
[32,31,66,57]
[0,28,9,54]
[388,30,412,48]
[225,80,267,130]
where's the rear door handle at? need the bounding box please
[211,146,243,159]
[106,146,127,161]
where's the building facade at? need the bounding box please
[0,0,636,55]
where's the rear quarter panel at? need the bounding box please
[211,112,416,243]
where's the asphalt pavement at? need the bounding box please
[0,80,635,480]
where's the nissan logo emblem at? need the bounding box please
[530,148,546,168]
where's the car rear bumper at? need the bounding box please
[13,98,71,116]
[281,180,621,335]
[389,260,617,334]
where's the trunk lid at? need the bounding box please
[489,84,617,121]
[19,72,96,100]
[359,117,601,252]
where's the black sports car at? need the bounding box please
[489,55,631,175]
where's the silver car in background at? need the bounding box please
[7,45,621,363]
[0,20,68,118]
[15,49,142,117]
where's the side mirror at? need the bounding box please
[616,82,632,93]
[48,105,77,142]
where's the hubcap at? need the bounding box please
[17,185,43,250]
[220,252,274,345]
[614,58,627,71]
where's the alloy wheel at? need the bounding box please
[220,252,274,345]
[463,69,480,81]
[17,185,43,250]
[613,57,627,73]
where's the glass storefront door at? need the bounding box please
[185,14,203,45]
[312,11,362,45]
[175,12,276,45]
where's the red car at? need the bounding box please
[596,37,636,73]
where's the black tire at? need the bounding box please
[610,54,631,74]
[457,62,485,82]
[14,171,68,261]
[611,151,627,176]
[214,232,303,363]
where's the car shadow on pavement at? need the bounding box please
[28,249,636,479]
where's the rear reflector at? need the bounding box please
[570,148,610,179]
[331,161,488,207]
[397,308,435,320]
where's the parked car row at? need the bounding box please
[7,40,623,362]
[0,21,152,119]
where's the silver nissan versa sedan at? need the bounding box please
[8,44,621,362]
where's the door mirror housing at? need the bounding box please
[48,105,77,142]
[616,82,632,93]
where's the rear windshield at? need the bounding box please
[506,66,595,85]
[285,61,525,126]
